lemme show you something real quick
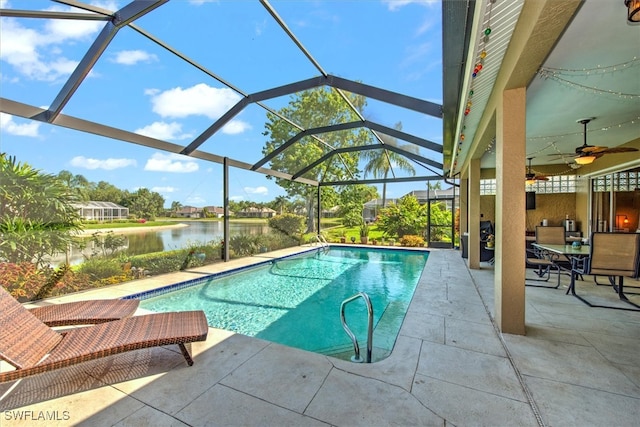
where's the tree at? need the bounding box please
[376,194,427,238]
[171,201,183,214]
[89,180,124,203]
[338,184,378,227]
[362,122,416,208]
[271,196,289,215]
[122,188,165,219]
[0,154,83,267]
[57,170,91,201]
[262,87,372,232]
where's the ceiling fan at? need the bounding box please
[552,118,639,165]
[525,157,548,185]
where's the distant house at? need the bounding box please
[237,207,276,218]
[406,188,459,210]
[176,206,202,218]
[202,206,230,218]
[362,198,398,222]
[322,206,340,218]
[73,201,129,221]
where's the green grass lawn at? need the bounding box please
[82,220,177,230]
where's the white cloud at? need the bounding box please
[0,4,104,81]
[113,50,158,65]
[188,0,219,5]
[135,121,192,140]
[0,113,40,137]
[255,19,267,36]
[152,186,177,193]
[383,0,437,11]
[70,156,137,170]
[147,83,241,120]
[222,120,251,135]
[244,186,268,196]
[144,152,199,173]
[229,195,244,201]
[186,195,206,205]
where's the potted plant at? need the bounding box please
[340,231,346,244]
[359,223,370,244]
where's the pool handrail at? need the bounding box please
[340,292,373,363]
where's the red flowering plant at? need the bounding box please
[0,262,90,302]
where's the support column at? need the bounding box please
[222,157,230,262]
[468,159,481,269]
[460,177,469,243]
[495,87,526,335]
[317,187,321,235]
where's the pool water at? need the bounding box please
[140,247,428,362]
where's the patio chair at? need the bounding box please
[567,232,640,311]
[27,297,140,327]
[525,226,570,288]
[0,287,209,383]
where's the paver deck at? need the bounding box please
[1,247,639,426]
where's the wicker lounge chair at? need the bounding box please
[0,287,209,383]
[28,298,140,327]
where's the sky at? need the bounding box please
[0,0,444,208]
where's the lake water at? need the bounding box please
[62,221,269,265]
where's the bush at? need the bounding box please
[76,257,126,282]
[1,262,91,301]
[268,213,305,237]
[399,235,425,247]
[377,195,427,238]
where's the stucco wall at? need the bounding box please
[480,193,578,233]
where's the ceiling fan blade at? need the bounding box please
[601,146,640,154]
[581,145,609,154]
[546,152,575,157]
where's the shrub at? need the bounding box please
[1,262,91,301]
[399,235,425,247]
[268,213,305,237]
[230,234,257,256]
[76,257,126,282]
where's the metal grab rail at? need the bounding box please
[311,234,329,253]
[340,292,373,363]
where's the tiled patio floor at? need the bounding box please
[1,247,639,426]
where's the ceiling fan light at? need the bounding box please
[626,0,640,22]
[575,155,596,165]
[525,178,536,186]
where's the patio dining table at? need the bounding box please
[531,243,590,291]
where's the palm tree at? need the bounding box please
[171,201,183,213]
[272,196,288,215]
[362,122,416,208]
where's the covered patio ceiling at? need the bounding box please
[0,0,446,189]
[443,0,640,176]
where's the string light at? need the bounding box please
[454,0,497,171]
[525,116,640,168]
[537,58,640,100]
[539,57,638,76]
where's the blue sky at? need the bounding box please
[0,0,443,208]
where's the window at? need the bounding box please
[480,175,577,195]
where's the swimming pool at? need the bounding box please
[136,247,429,362]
